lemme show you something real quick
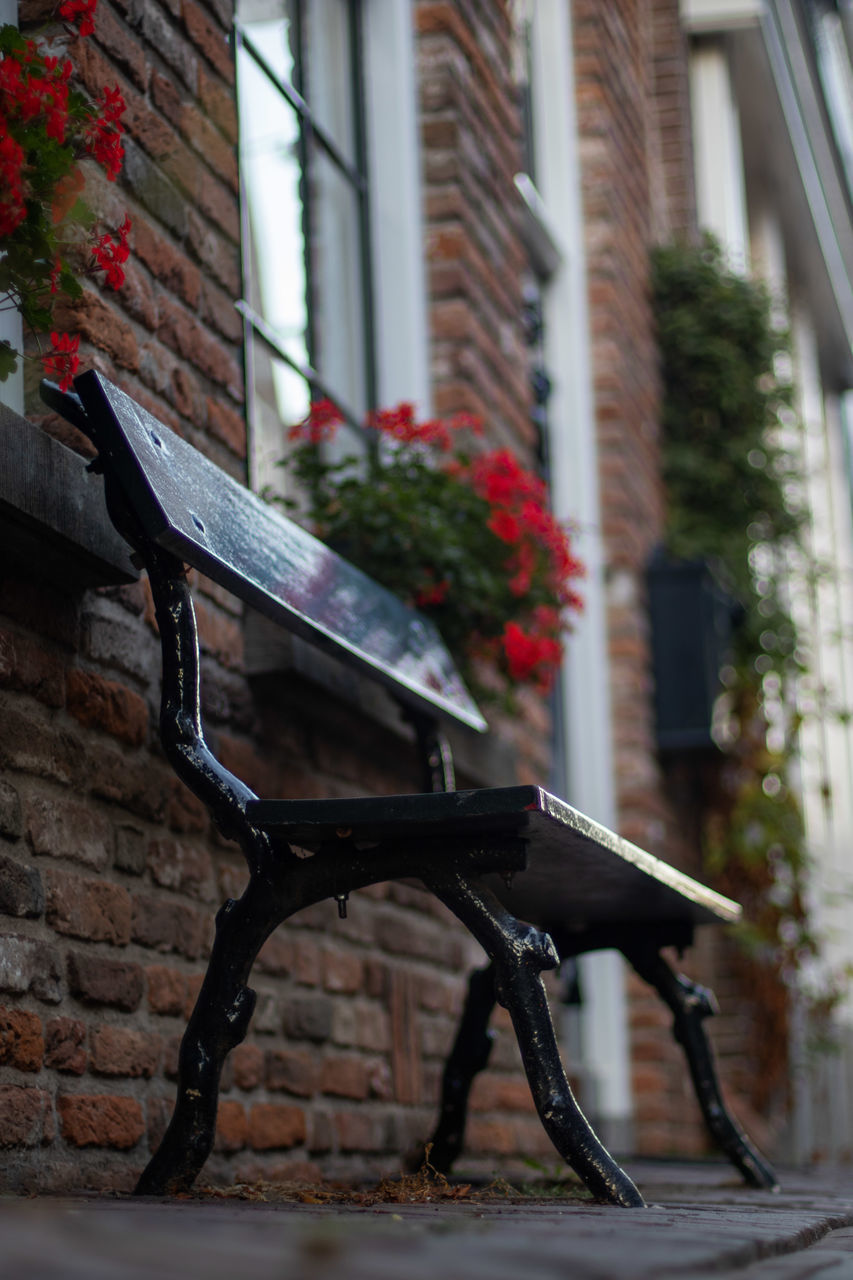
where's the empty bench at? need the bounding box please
[44,371,777,1207]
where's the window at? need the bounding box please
[235,0,375,493]
[808,0,853,204]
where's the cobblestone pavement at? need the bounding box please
[5,1162,853,1279]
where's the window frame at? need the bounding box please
[234,0,377,489]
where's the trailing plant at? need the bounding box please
[0,0,129,390]
[281,399,584,701]
[652,235,813,1107]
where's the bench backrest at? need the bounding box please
[71,371,488,732]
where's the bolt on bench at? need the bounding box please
[44,372,777,1207]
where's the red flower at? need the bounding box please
[501,621,562,687]
[42,332,80,392]
[85,86,126,181]
[90,216,131,289]
[288,398,342,443]
[488,509,521,544]
[415,576,450,607]
[0,126,26,238]
[58,0,97,36]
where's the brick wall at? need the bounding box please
[415,0,554,785]
[0,0,554,1192]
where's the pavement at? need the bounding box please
[5,1160,853,1279]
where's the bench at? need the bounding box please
[43,371,778,1207]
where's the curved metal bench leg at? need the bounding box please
[624,942,778,1190]
[425,871,645,1207]
[135,878,283,1195]
[426,962,497,1174]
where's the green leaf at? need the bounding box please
[0,341,19,382]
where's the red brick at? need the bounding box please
[215,1099,247,1152]
[90,1026,161,1078]
[322,949,364,996]
[0,626,65,707]
[231,1043,264,1090]
[182,0,234,83]
[146,964,188,1016]
[247,1103,306,1151]
[256,933,294,977]
[266,1049,317,1098]
[320,1055,369,1100]
[186,209,241,295]
[181,101,237,188]
[58,1094,145,1149]
[67,952,144,1010]
[205,396,246,459]
[470,1074,533,1113]
[26,795,113,871]
[197,63,237,142]
[166,779,209,834]
[0,698,82,787]
[332,1110,384,1153]
[291,937,321,988]
[95,0,149,89]
[133,216,202,308]
[194,599,244,670]
[66,668,149,747]
[156,296,242,399]
[87,744,170,821]
[466,1117,516,1155]
[146,838,214,899]
[0,1085,54,1147]
[45,1017,87,1074]
[0,850,43,919]
[52,288,139,371]
[131,892,207,958]
[0,1007,43,1071]
[46,870,132,945]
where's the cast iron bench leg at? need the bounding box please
[624,942,778,1190]
[427,962,497,1174]
[426,871,645,1207]
[135,877,284,1195]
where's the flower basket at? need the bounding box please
[0,1,129,389]
[282,401,584,703]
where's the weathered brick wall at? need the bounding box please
[0,0,553,1192]
[415,0,554,786]
[1,550,557,1191]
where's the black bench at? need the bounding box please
[44,371,777,1207]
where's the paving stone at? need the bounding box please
[1,1163,853,1279]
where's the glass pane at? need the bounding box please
[237,0,297,85]
[310,146,367,418]
[302,0,357,164]
[248,334,311,500]
[237,38,310,370]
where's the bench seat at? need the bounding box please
[249,785,738,933]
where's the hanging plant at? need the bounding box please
[651,234,828,1107]
[0,0,129,390]
[281,400,584,701]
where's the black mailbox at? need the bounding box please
[647,554,737,752]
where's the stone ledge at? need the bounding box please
[0,404,137,589]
